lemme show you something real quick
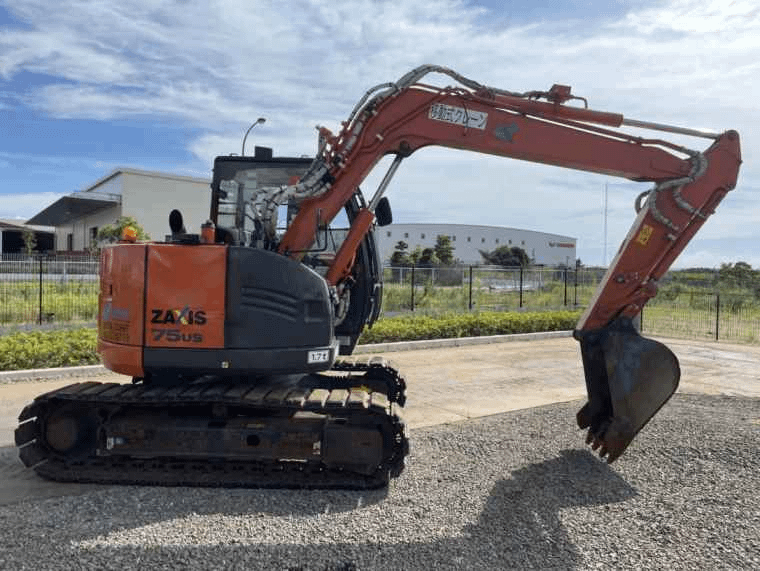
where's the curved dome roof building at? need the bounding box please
[377,223,576,267]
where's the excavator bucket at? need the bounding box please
[576,318,680,463]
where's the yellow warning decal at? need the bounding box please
[636,224,654,246]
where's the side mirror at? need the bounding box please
[375,197,392,227]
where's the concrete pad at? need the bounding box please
[384,338,587,428]
[662,337,760,398]
[0,335,759,505]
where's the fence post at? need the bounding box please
[563,268,568,306]
[519,266,524,308]
[468,265,473,311]
[574,269,578,306]
[410,264,415,312]
[715,293,720,341]
[38,255,43,325]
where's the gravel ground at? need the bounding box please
[0,394,758,570]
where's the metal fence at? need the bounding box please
[642,291,760,344]
[383,265,760,344]
[0,254,99,326]
[2,257,760,345]
[382,265,605,313]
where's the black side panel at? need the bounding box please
[225,247,334,351]
[143,345,337,376]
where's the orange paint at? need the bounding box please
[98,244,147,375]
[325,208,374,285]
[99,244,147,348]
[144,244,226,348]
[99,339,145,377]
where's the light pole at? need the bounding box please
[241,117,266,156]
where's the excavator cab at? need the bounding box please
[210,147,313,248]
[209,147,386,357]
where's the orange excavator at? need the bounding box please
[16,65,741,488]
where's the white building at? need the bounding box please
[378,223,576,267]
[28,168,211,251]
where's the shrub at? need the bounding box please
[0,328,99,371]
[359,310,580,344]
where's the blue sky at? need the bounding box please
[1,0,758,268]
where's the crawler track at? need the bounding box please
[15,359,408,489]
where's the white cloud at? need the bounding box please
[0,191,64,220]
[618,0,760,35]
[0,28,137,83]
[0,0,758,267]
[676,242,760,269]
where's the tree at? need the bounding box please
[433,235,455,265]
[21,228,37,256]
[717,261,756,289]
[95,216,150,248]
[389,240,411,266]
[417,247,440,267]
[479,245,530,268]
[409,246,423,265]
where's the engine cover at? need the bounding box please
[99,244,338,380]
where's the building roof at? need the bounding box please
[0,218,55,233]
[26,192,121,226]
[385,222,576,242]
[25,168,210,227]
[81,167,209,193]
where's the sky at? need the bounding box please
[0,0,758,268]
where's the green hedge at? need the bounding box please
[0,311,581,372]
[358,310,580,344]
[0,328,100,371]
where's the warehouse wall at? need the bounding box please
[378,223,576,266]
[68,207,121,251]
[121,172,211,240]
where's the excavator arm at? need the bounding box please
[272,65,741,462]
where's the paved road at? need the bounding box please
[1,335,759,505]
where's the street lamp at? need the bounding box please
[241,117,266,156]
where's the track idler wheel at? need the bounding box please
[42,405,100,460]
[575,317,680,463]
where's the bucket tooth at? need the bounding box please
[576,317,680,463]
